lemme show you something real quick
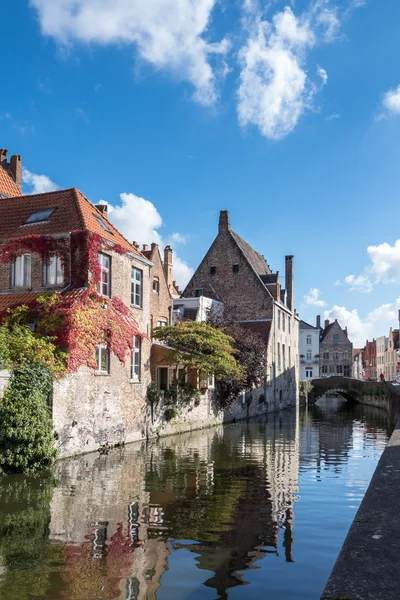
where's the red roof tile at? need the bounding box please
[0,188,143,256]
[0,164,21,198]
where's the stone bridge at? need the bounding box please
[308,376,385,405]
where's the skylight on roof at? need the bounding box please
[24,208,56,225]
[94,214,113,234]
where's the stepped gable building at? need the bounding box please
[0,148,22,197]
[318,318,353,377]
[363,338,377,380]
[140,243,174,332]
[182,210,299,408]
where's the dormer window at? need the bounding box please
[24,208,56,225]
[94,214,112,234]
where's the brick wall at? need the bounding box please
[320,321,353,377]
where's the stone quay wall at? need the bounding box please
[321,384,400,600]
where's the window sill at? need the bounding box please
[130,379,141,384]
[130,305,143,310]
[94,373,110,377]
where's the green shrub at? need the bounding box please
[164,406,178,422]
[0,363,56,473]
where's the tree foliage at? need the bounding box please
[153,321,243,381]
[0,363,56,473]
[216,322,268,408]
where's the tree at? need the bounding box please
[216,322,268,408]
[152,321,243,383]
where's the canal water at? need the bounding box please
[0,398,391,600]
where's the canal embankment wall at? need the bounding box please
[321,384,400,600]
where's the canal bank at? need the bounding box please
[322,384,400,600]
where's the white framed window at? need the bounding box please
[306,335,312,345]
[306,350,312,360]
[131,268,143,307]
[200,372,215,389]
[153,276,159,294]
[288,316,291,334]
[98,253,111,297]
[11,254,31,288]
[43,254,64,287]
[306,368,313,378]
[288,346,291,367]
[278,310,281,329]
[282,344,286,370]
[277,342,281,371]
[131,336,141,381]
[95,344,110,374]
[282,313,285,332]
[157,319,168,327]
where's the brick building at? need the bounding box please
[319,319,353,377]
[182,210,299,409]
[384,327,399,381]
[0,184,156,456]
[363,339,377,380]
[141,243,174,332]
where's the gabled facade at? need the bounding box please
[0,148,22,198]
[299,319,320,380]
[182,210,299,408]
[319,319,353,377]
[376,335,388,380]
[141,243,173,332]
[353,349,363,380]
[363,339,377,380]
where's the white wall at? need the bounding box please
[299,327,320,380]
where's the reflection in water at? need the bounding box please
[0,399,391,600]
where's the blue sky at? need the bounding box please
[2,0,400,346]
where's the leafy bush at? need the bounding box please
[164,406,178,422]
[0,363,56,473]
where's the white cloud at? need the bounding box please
[29,0,228,106]
[99,193,193,288]
[22,168,59,194]
[382,84,400,115]
[367,239,400,283]
[304,288,326,307]
[317,65,328,85]
[339,274,373,293]
[326,111,340,120]
[237,2,341,140]
[169,232,187,245]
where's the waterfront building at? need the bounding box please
[182,210,299,407]
[299,318,320,380]
[352,349,363,380]
[319,318,353,377]
[363,339,377,380]
[384,327,399,382]
[376,335,388,380]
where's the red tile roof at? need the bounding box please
[0,188,143,256]
[0,164,21,197]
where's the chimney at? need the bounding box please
[132,241,140,249]
[316,315,321,329]
[218,210,230,233]
[325,319,329,329]
[9,154,22,192]
[163,245,173,290]
[151,242,158,251]
[285,255,294,312]
[142,244,149,252]
[95,204,108,218]
[0,149,7,164]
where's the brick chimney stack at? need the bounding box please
[10,154,22,192]
[285,255,294,313]
[218,210,230,233]
[316,315,321,329]
[163,245,173,290]
[325,319,330,329]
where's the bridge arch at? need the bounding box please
[307,377,370,406]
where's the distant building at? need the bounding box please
[352,349,363,380]
[319,318,353,377]
[173,295,224,324]
[384,327,399,381]
[299,318,320,381]
[375,335,388,380]
[363,339,377,380]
